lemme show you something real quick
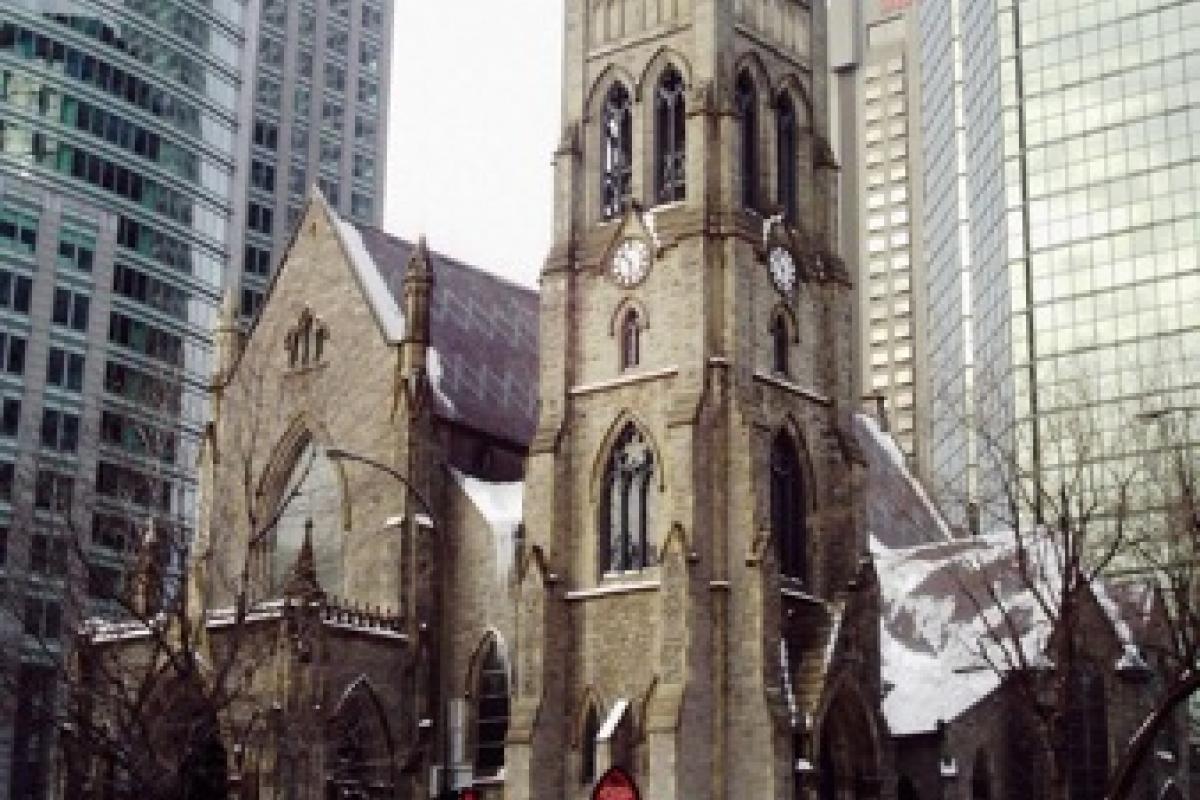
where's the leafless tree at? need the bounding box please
[933,384,1200,800]
[0,355,320,800]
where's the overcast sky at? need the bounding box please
[383,3,564,289]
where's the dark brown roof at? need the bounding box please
[354,226,540,447]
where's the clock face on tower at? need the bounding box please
[611,238,651,287]
[768,246,797,294]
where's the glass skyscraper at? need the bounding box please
[0,1,243,795]
[922,0,1200,533]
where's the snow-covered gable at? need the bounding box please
[874,531,1146,736]
[324,195,406,343]
[451,469,524,580]
[289,191,539,446]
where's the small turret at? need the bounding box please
[401,236,434,376]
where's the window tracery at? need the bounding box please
[736,72,758,211]
[654,67,686,203]
[770,432,807,582]
[285,308,329,368]
[602,83,633,220]
[599,423,656,573]
[776,93,798,223]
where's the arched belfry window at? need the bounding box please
[619,308,641,371]
[771,432,807,582]
[1066,663,1109,800]
[776,93,798,223]
[736,72,758,211]
[654,66,686,203]
[600,423,656,573]
[771,314,789,375]
[602,82,633,220]
[473,638,510,779]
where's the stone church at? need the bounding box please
[171,1,889,798]
[75,1,1192,799]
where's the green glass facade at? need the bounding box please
[926,0,1200,535]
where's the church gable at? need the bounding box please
[354,227,541,446]
[242,193,541,448]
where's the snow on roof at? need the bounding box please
[324,195,406,343]
[854,413,953,547]
[597,698,630,741]
[428,348,457,419]
[875,529,1150,735]
[451,469,524,580]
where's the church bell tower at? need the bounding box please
[509,2,876,798]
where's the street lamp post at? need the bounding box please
[322,448,458,800]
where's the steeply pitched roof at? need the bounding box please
[874,532,1148,736]
[351,225,540,447]
[854,413,953,547]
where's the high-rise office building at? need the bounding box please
[0,1,246,795]
[921,0,1200,531]
[830,0,926,468]
[234,0,393,320]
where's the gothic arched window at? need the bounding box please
[325,681,394,799]
[1066,663,1109,800]
[654,66,686,203]
[619,308,641,371]
[473,637,510,779]
[736,72,758,211]
[599,423,656,573]
[580,704,599,785]
[771,432,807,582]
[602,82,633,220]
[270,440,344,596]
[771,314,789,375]
[776,93,798,223]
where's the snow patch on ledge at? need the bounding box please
[451,469,523,580]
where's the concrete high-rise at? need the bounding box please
[830,0,927,470]
[0,1,245,796]
[233,0,393,320]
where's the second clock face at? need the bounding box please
[611,238,651,287]
[769,247,797,294]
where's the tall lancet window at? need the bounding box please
[771,314,789,375]
[1066,662,1109,800]
[654,67,686,203]
[599,423,656,573]
[771,432,807,582]
[736,72,758,211]
[602,82,633,220]
[473,637,510,778]
[619,308,641,371]
[776,93,798,223]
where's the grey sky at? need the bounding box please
[384,3,564,289]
